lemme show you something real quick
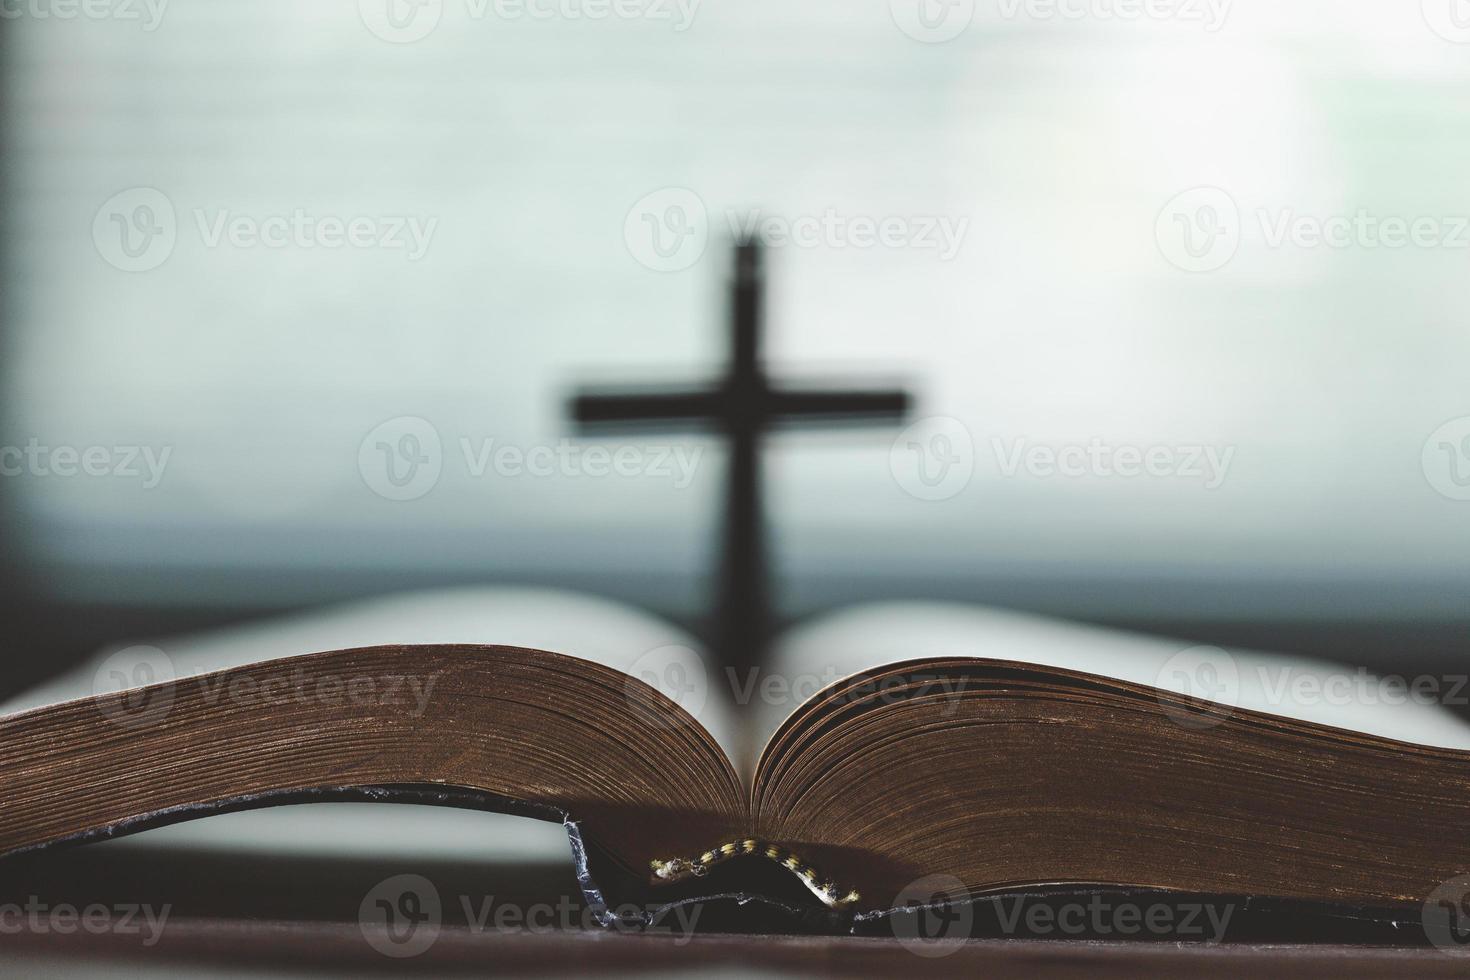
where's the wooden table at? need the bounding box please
[3,845,1464,977]
[6,922,1469,978]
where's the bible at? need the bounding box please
[4,588,1470,935]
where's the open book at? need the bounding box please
[5,588,1470,931]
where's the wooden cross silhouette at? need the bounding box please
[570,239,912,668]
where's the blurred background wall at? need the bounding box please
[2,0,1468,695]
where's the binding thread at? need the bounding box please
[649,838,861,909]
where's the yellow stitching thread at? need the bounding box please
[649,838,861,909]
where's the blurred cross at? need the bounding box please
[570,240,912,668]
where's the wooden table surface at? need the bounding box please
[4,844,1466,977]
[6,920,1470,979]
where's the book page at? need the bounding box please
[3,587,739,861]
[757,602,1470,753]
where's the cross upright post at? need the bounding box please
[570,238,911,670]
